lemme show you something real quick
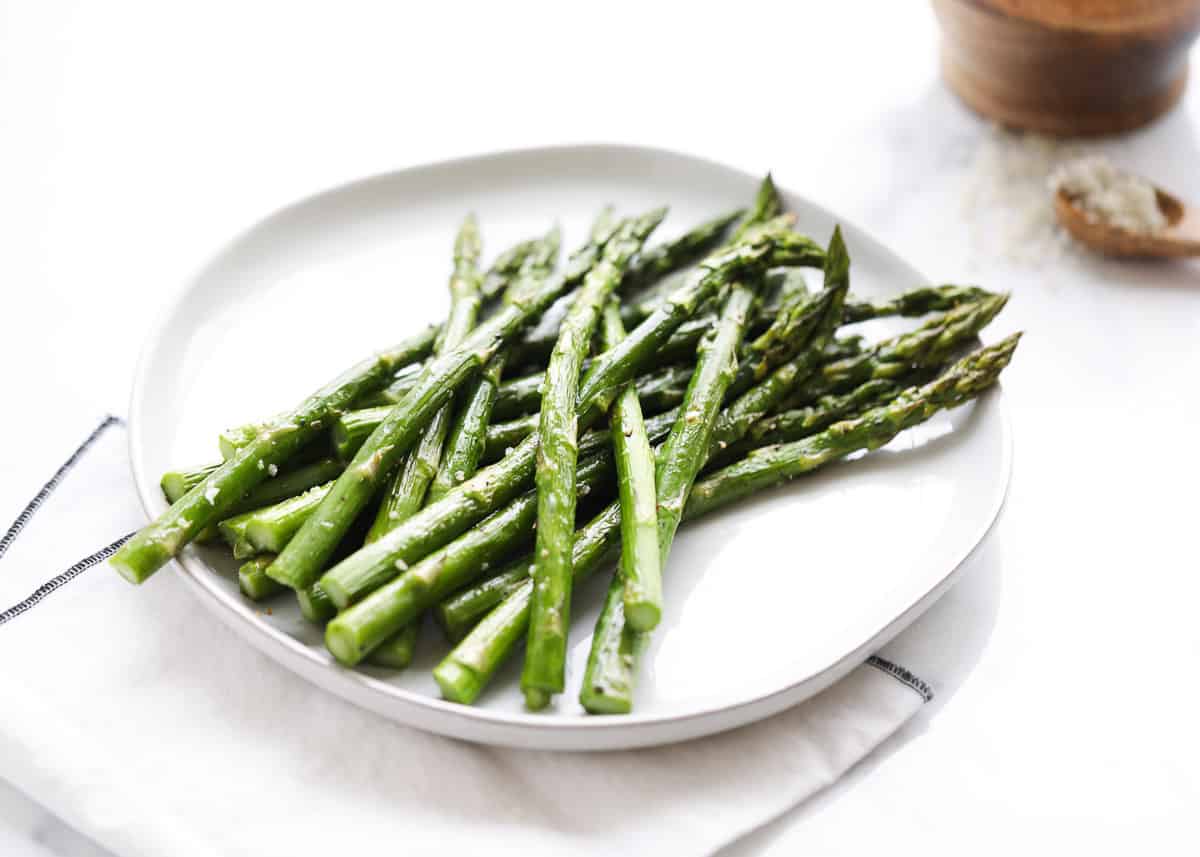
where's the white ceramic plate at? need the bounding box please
[129,144,1010,751]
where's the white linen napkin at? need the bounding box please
[0,413,932,857]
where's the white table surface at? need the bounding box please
[2,2,1198,854]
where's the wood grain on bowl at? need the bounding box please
[933,0,1200,135]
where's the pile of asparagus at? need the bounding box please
[113,176,1020,714]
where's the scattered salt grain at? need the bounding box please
[267,463,278,477]
[960,125,1080,266]
[1050,155,1167,235]
[203,483,219,505]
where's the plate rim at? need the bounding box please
[127,142,1013,750]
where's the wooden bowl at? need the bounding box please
[932,0,1200,136]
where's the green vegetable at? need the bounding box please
[578,571,643,714]
[841,285,993,324]
[367,215,485,543]
[523,209,667,709]
[430,228,563,502]
[218,482,333,556]
[434,503,623,705]
[111,326,438,584]
[790,294,1010,403]
[323,451,617,666]
[264,227,610,592]
[620,208,743,296]
[433,334,1021,706]
[686,335,1022,515]
[600,302,662,632]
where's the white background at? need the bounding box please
[2,1,1199,854]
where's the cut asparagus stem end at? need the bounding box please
[108,544,170,585]
[160,472,192,503]
[523,687,551,711]
[433,660,485,704]
[580,686,633,715]
[623,601,661,634]
[324,620,365,666]
[238,557,285,601]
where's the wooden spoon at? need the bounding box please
[1055,182,1200,258]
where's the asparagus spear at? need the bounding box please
[238,555,286,602]
[710,372,934,469]
[111,326,439,584]
[316,222,821,606]
[430,228,563,502]
[619,209,744,296]
[434,503,623,704]
[600,301,662,632]
[323,450,617,666]
[687,334,1021,514]
[434,334,1020,705]
[264,226,613,593]
[480,364,694,463]
[841,285,992,324]
[263,333,861,569]
[578,571,643,713]
[366,215,485,543]
[441,230,849,708]
[436,559,532,642]
[317,418,602,609]
[708,235,852,452]
[575,279,762,713]
[480,366,691,465]
[732,228,851,395]
[218,482,333,556]
[446,373,924,640]
[576,219,822,421]
[363,228,556,656]
[225,246,552,445]
[580,230,848,713]
[160,456,341,543]
[766,377,929,436]
[162,458,342,511]
[522,210,667,709]
[479,236,541,302]
[220,358,430,457]
[356,362,433,410]
[790,294,1010,404]
[613,175,787,332]
[653,279,758,564]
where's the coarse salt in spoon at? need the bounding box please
[1052,156,1200,258]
